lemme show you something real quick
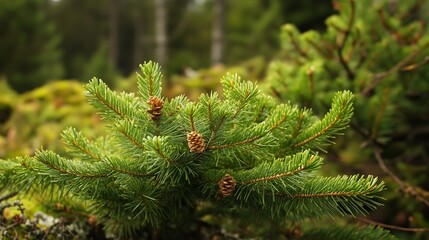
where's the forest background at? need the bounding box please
[1,0,428,239]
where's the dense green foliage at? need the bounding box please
[0,81,105,159]
[0,62,394,239]
[0,0,63,92]
[265,0,429,237]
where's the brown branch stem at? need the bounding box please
[362,50,419,96]
[358,217,429,232]
[372,146,429,207]
[241,156,315,185]
[337,0,356,81]
[39,158,109,178]
[71,140,101,161]
[118,128,145,150]
[293,101,346,148]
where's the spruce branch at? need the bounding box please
[293,91,354,150]
[199,92,231,147]
[137,61,162,101]
[274,175,384,218]
[104,155,152,178]
[208,103,289,151]
[34,150,110,179]
[283,24,308,58]
[221,73,259,120]
[371,86,390,139]
[362,48,421,96]
[292,111,306,139]
[113,119,146,152]
[0,62,389,238]
[85,78,143,121]
[301,224,396,240]
[237,150,322,189]
[358,217,429,233]
[372,145,429,207]
[61,127,103,161]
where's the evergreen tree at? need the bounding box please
[0,62,394,239]
[0,0,63,93]
[265,0,429,235]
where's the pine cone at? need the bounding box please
[147,96,164,120]
[187,131,206,153]
[218,174,237,197]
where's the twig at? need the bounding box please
[372,145,429,207]
[286,30,308,58]
[358,217,429,232]
[401,56,429,72]
[337,0,356,81]
[371,86,390,139]
[377,8,408,45]
[0,192,18,202]
[362,50,418,96]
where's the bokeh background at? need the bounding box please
[1,0,428,239]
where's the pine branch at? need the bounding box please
[137,61,162,101]
[301,224,396,240]
[61,127,104,161]
[292,91,354,151]
[208,103,289,150]
[237,150,322,192]
[362,48,421,96]
[221,73,259,120]
[292,111,306,138]
[1,62,388,238]
[143,136,197,185]
[275,175,384,219]
[35,150,110,178]
[0,160,20,188]
[199,92,229,132]
[85,78,143,121]
[358,217,429,233]
[371,86,390,139]
[283,24,308,58]
[113,119,147,152]
[104,156,152,178]
[10,151,112,198]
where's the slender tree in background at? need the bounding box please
[211,0,225,66]
[155,0,168,71]
[109,0,119,70]
[133,1,145,68]
[0,62,395,239]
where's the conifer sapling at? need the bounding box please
[0,61,395,239]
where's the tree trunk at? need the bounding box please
[109,0,119,69]
[154,0,167,71]
[134,4,144,67]
[211,0,225,66]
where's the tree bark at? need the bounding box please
[155,0,167,70]
[109,0,119,69]
[211,0,225,66]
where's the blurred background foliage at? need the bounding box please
[1,0,429,239]
[263,0,429,238]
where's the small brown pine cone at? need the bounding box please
[87,215,97,225]
[187,131,206,153]
[147,96,164,120]
[218,174,237,197]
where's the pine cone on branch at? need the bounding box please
[218,174,237,197]
[187,131,205,153]
[147,96,163,120]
